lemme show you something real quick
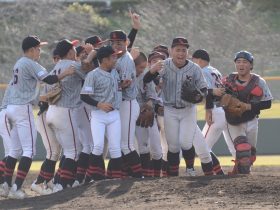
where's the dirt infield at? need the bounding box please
[1,166,280,210]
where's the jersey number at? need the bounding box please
[11,68,19,85]
[53,69,61,75]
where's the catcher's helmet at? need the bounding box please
[234,51,254,63]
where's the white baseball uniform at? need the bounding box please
[46,60,86,161]
[135,71,162,160]
[201,65,236,157]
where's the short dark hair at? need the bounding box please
[192,49,210,62]
[134,52,147,66]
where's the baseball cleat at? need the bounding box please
[52,184,63,193]
[72,180,84,188]
[0,182,10,197]
[46,180,55,190]
[8,184,27,199]
[186,168,196,177]
[31,181,52,195]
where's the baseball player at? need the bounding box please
[0,84,12,185]
[46,39,92,192]
[134,52,163,177]
[109,30,142,178]
[0,35,75,199]
[144,37,214,176]
[81,46,123,181]
[192,49,236,175]
[151,46,169,176]
[30,50,63,195]
[222,51,272,174]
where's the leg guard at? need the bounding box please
[234,136,252,174]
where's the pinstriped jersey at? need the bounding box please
[81,68,122,110]
[0,81,12,110]
[48,59,85,108]
[202,65,223,89]
[115,51,137,101]
[136,71,159,107]
[8,57,49,105]
[159,58,207,107]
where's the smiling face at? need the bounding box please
[110,40,127,57]
[171,45,188,68]
[235,58,252,77]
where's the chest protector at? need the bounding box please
[223,73,263,125]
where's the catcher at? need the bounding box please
[134,52,163,177]
[220,51,272,174]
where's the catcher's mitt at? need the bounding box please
[41,83,62,105]
[136,103,154,128]
[181,80,203,104]
[220,94,247,117]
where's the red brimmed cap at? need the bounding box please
[55,39,79,58]
[109,30,127,41]
[148,51,166,62]
[171,37,189,48]
[22,35,48,52]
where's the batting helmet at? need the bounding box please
[234,51,254,63]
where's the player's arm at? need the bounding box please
[42,65,75,84]
[81,45,97,72]
[127,10,140,49]
[143,60,164,83]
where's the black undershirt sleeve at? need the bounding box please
[42,75,59,84]
[251,100,271,113]
[127,28,138,49]
[143,71,159,84]
[206,89,214,109]
[81,94,99,107]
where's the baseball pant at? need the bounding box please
[164,106,197,152]
[46,105,81,161]
[120,99,140,155]
[6,104,37,159]
[135,117,162,160]
[225,117,258,150]
[156,115,168,161]
[202,107,235,157]
[90,109,121,159]
[73,104,93,154]
[0,109,11,157]
[36,112,61,161]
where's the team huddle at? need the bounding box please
[0,12,273,199]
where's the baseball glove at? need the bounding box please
[181,80,203,104]
[220,94,247,117]
[136,103,154,128]
[41,83,62,105]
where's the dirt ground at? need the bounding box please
[0,166,280,210]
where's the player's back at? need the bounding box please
[49,59,85,108]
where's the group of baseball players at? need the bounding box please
[0,12,273,199]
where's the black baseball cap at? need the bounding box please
[153,44,169,57]
[22,35,48,52]
[148,51,166,62]
[55,39,79,58]
[109,30,127,41]
[96,45,122,61]
[171,37,189,48]
[192,49,210,62]
[85,35,106,46]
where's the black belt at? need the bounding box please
[172,106,185,109]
